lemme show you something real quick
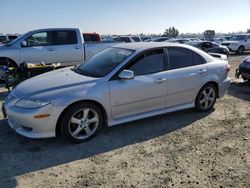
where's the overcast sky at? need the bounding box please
[1,0,250,35]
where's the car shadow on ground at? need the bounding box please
[0,107,213,186]
[227,81,250,101]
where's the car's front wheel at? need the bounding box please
[195,84,217,112]
[59,102,103,143]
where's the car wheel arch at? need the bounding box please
[197,81,219,98]
[0,57,18,67]
[55,99,108,137]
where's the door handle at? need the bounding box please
[47,48,55,52]
[154,78,167,84]
[74,46,80,49]
[198,69,207,74]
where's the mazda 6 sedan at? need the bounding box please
[3,42,231,143]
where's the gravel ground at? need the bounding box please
[0,54,249,188]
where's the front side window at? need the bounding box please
[127,49,164,76]
[53,30,77,45]
[75,48,134,78]
[168,47,194,69]
[25,32,51,47]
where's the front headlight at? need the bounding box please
[15,99,50,109]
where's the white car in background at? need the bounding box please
[113,36,142,43]
[221,34,250,54]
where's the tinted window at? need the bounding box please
[0,36,7,42]
[8,35,18,40]
[76,48,133,78]
[193,53,206,65]
[26,32,52,47]
[168,47,194,69]
[54,30,77,45]
[83,34,100,43]
[128,49,164,76]
[120,37,131,43]
[132,37,140,42]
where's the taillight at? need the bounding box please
[226,64,231,72]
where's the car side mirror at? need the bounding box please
[21,40,27,47]
[118,70,134,80]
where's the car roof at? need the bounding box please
[113,42,215,62]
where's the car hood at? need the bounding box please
[12,67,99,98]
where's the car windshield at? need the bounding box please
[75,48,134,78]
[230,35,247,41]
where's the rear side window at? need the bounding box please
[193,52,206,65]
[53,30,77,45]
[168,47,194,69]
[128,49,164,76]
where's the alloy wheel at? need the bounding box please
[68,108,99,140]
[199,86,216,110]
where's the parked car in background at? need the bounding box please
[167,38,191,44]
[113,36,141,43]
[188,38,202,42]
[151,37,172,42]
[236,56,250,82]
[187,41,230,57]
[0,28,115,69]
[221,34,250,54]
[3,42,230,143]
[82,33,101,43]
[0,34,19,44]
[140,36,152,41]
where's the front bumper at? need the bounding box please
[3,102,58,138]
[219,78,231,98]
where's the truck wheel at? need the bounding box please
[0,58,17,82]
[59,102,104,143]
[237,46,245,55]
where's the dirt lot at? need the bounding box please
[0,54,249,188]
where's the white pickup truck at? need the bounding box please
[221,34,250,54]
[0,28,115,67]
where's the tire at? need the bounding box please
[237,46,245,55]
[242,76,250,83]
[195,84,217,112]
[59,102,104,143]
[0,58,17,82]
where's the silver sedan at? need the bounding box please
[3,42,230,143]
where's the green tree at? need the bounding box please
[163,27,179,37]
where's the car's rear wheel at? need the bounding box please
[59,102,103,143]
[242,76,250,83]
[195,84,217,112]
[237,46,245,55]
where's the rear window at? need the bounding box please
[8,35,18,40]
[83,34,100,43]
[0,36,7,42]
[53,30,77,45]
